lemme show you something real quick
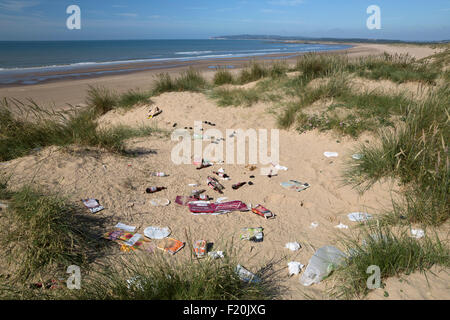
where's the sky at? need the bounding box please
[0,0,449,41]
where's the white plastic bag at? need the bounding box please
[300,246,346,286]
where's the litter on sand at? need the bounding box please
[236,265,261,284]
[188,201,249,215]
[285,242,301,251]
[215,197,229,203]
[240,227,264,242]
[193,240,208,258]
[281,180,310,192]
[115,223,136,233]
[147,106,162,119]
[207,176,225,194]
[288,262,305,276]
[157,238,185,255]
[324,152,339,158]
[335,223,349,229]
[208,251,224,259]
[271,163,288,171]
[104,229,150,252]
[348,212,372,222]
[352,154,364,160]
[251,204,275,219]
[150,198,171,207]
[310,222,319,229]
[0,202,8,210]
[411,229,425,239]
[144,226,171,239]
[82,199,104,213]
[300,246,346,286]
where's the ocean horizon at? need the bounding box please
[0,40,351,85]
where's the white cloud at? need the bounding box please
[0,0,39,11]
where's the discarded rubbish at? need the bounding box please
[82,199,104,214]
[150,198,170,206]
[215,197,229,203]
[204,121,216,126]
[197,159,213,170]
[124,233,142,247]
[324,152,339,158]
[104,229,150,251]
[411,229,425,239]
[300,246,347,286]
[310,222,319,229]
[281,180,310,192]
[176,195,207,206]
[208,251,224,259]
[240,227,264,242]
[126,276,144,290]
[213,168,230,180]
[115,223,136,233]
[193,240,208,258]
[285,242,301,251]
[188,183,199,187]
[148,106,162,119]
[151,172,169,177]
[352,154,363,160]
[157,238,185,255]
[236,265,261,283]
[245,164,257,171]
[189,201,249,215]
[335,223,349,229]
[146,187,166,194]
[288,262,305,276]
[272,163,288,171]
[251,204,274,219]
[144,226,171,239]
[348,212,372,222]
[0,202,8,211]
[232,182,247,190]
[229,131,237,138]
[207,176,225,194]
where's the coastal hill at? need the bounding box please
[210,34,450,44]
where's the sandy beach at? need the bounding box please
[0,43,441,110]
[0,42,448,300]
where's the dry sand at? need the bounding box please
[0,43,448,300]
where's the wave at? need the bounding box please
[0,45,351,73]
[175,51,213,55]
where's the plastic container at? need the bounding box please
[300,246,346,286]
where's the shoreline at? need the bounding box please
[0,42,440,109]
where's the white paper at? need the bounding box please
[288,262,305,276]
[348,212,372,222]
[124,233,142,246]
[324,152,339,158]
[285,242,301,251]
[335,223,349,229]
[115,223,136,232]
[411,229,425,239]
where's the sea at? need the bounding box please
[0,40,352,85]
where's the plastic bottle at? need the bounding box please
[146,187,167,194]
[151,172,169,177]
[213,171,230,179]
[232,182,246,190]
[300,246,346,286]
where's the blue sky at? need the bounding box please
[0,0,449,41]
